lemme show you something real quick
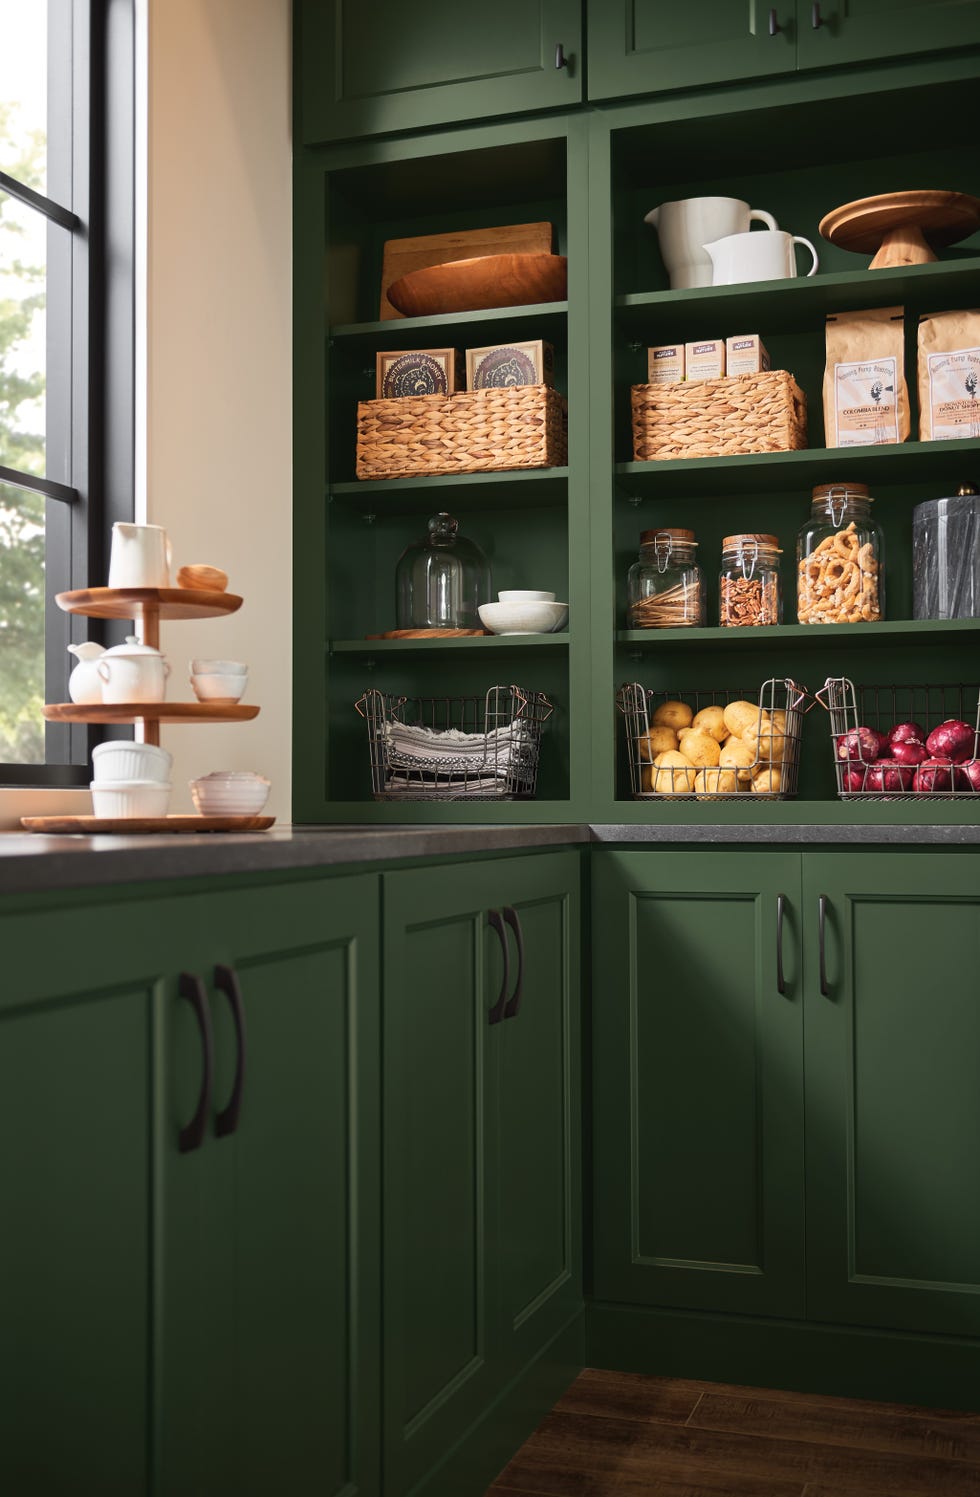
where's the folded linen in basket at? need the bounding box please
[382,720,533,775]
[383,774,510,798]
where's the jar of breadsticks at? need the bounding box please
[628,528,705,628]
[796,483,884,625]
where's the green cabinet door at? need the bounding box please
[798,0,980,69]
[382,851,582,1495]
[803,851,980,1340]
[173,875,381,1497]
[587,1,794,103]
[0,895,207,1497]
[297,0,582,144]
[592,850,805,1319]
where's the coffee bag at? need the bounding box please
[918,309,980,441]
[823,306,909,448]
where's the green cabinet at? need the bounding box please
[382,850,581,1496]
[588,0,980,102]
[297,0,582,144]
[593,847,980,1347]
[591,849,805,1320]
[0,874,380,1497]
[803,852,980,1341]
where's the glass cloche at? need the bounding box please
[395,512,491,630]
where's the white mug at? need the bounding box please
[107,522,172,589]
[704,229,819,285]
[644,196,779,289]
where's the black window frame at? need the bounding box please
[0,0,134,787]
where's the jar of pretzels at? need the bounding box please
[719,533,782,627]
[797,483,884,625]
[628,528,705,628]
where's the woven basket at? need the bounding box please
[631,370,807,461]
[356,385,567,480]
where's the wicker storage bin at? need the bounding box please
[356,385,567,480]
[631,370,807,462]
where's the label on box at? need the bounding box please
[647,345,685,384]
[376,349,461,399]
[726,334,771,377]
[467,340,554,390]
[685,340,726,381]
[926,347,980,440]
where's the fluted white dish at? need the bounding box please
[92,741,173,784]
[190,771,270,816]
[478,600,568,635]
[90,779,173,818]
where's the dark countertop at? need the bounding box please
[1,820,978,895]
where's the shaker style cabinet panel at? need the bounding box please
[0,898,199,1497]
[803,853,980,1342]
[592,850,805,1320]
[297,0,582,144]
[797,0,980,70]
[382,851,581,1496]
[587,1,794,104]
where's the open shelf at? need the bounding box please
[330,300,567,345]
[331,466,568,515]
[616,439,980,499]
[332,634,569,656]
[615,256,980,341]
[617,620,980,651]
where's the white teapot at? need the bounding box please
[97,636,170,703]
[67,642,105,704]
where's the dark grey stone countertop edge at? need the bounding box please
[1,820,978,895]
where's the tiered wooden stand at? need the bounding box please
[24,586,272,833]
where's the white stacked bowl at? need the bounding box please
[190,771,271,816]
[90,781,173,818]
[190,659,248,704]
[90,741,173,818]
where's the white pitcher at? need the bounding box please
[644,197,779,289]
[107,523,172,589]
[704,229,819,285]
[67,642,105,704]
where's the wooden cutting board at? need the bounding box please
[380,222,554,320]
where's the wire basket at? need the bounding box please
[354,685,553,801]
[617,679,808,800]
[816,677,980,801]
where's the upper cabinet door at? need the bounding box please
[798,0,980,70]
[298,0,582,144]
[588,1,794,104]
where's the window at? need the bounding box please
[0,0,133,786]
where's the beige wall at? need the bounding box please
[146,0,292,816]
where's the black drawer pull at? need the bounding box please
[776,893,787,996]
[178,972,214,1153]
[503,907,524,1020]
[488,909,509,1026]
[819,895,830,997]
[555,42,569,69]
[812,2,824,26]
[769,8,782,35]
[214,964,247,1138]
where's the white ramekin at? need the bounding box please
[91,741,173,784]
[90,779,173,818]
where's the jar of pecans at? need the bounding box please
[719,533,782,627]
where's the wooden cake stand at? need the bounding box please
[24,585,272,834]
[819,190,980,269]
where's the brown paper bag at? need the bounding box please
[823,306,910,448]
[918,309,980,441]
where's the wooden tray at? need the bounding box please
[380,222,553,320]
[56,586,242,622]
[365,629,488,639]
[819,190,980,269]
[42,702,259,724]
[22,814,275,834]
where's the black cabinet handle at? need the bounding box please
[503,907,524,1020]
[488,909,509,1025]
[768,8,782,35]
[818,895,830,997]
[811,2,824,25]
[178,972,214,1154]
[776,893,787,996]
[555,42,569,69]
[214,964,247,1138]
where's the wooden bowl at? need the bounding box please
[385,253,567,318]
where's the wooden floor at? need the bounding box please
[486,1369,980,1496]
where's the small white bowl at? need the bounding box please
[190,771,270,816]
[497,590,555,603]
[191,672,248,704]
[92,741,173,784]
[190,658,247,676]
[90,779,172,819]
[478,600,568,636]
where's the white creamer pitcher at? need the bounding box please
[107,523,172,589]
[67,642,105,704]
[644,197,779,289]
[704,228,819,285]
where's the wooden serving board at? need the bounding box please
[42,702,259,724]
[55,586,243,621]
[380,222,553,320]
[22,814,276,834]
[365,628,488,639]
